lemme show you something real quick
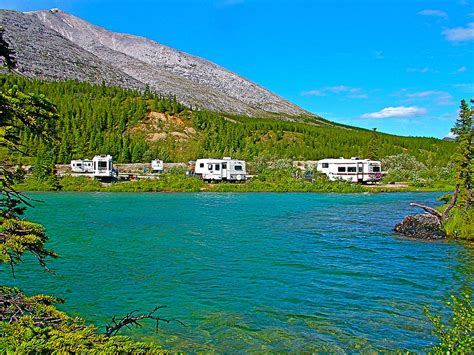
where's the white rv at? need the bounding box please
[70,159,93,173]
[316,157,382,183]
[194,157,247,182]
[151,159,164,173]
[92,154,115,178]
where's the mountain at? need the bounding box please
[0,8,310,118]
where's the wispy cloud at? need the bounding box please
[302,89,325,96]
[361,106,427,119]
[216,0,245,7]
[442,23,474,42]
[418,9,448,19]
[454,83,474,92]
[405,90,454,106]
[373,50,384,60]
[456,66,468,73]
[302,85,368,99]
[406,67,435,73]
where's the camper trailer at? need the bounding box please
[194,157,247,182]
[70,159,93,173]
[151,159,164,173]
[316,157,382,183]
[92,154,116,178]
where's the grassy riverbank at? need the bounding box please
[14,168,453,194]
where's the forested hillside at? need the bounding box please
[0,75,456,166]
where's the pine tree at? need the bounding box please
[451,99,473,208]
[366,128,379,160]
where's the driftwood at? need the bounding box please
[104,306,185,337]
[409,185,459,223]
[409,203,443,220]
[396,187,462,239]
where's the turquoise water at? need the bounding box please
[4,192,473,352]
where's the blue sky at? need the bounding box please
[1,0,473,137]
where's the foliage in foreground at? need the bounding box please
[0,287,163,353]
[425,289,474,354]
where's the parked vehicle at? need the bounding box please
[70,159,93,173]
[316,157,382,183]
[151,159,164,173]
[194,157,247,182]
[92,154,116,178]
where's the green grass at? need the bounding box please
[443,208,474,241]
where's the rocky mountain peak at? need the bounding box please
[0,8,312,118]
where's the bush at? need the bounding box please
[424,289,473,353]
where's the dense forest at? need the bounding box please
[0,75,456,166]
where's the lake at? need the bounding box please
[5,192,473,352]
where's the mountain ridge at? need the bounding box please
[0,8,312,118]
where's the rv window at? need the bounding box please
[222,163,227,169]
[358,167,363,172]
[215,164,220,171]
[200,163,204,168]
[208,164,212,170]
[322,163,329,168]
[338,167,346,172]
[348,167,356,172]
[235,165,243,171]
[372,166,381,172]
[98,161,107,168]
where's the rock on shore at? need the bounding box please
[394,213,446,240]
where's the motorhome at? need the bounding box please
[194,157,247,182]
[316,157,382,183]
[92,154,116,178]
[151,159,164,173]
[70,159,93,173]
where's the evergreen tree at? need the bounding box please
[451,99,473,208]
[366,128,379,160]
[0,26,58,270]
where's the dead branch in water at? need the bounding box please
[409,184,460,223]
[442,185,459,220]
[409,203,443,221]
[104,306,185,337]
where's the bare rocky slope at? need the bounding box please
[0,8,313,118]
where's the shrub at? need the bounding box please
[424,289,473,353]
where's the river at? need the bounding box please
[5,192,473,352]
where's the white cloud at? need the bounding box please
[404,90,454,106]
[361,106,427,119]
[456,66,468,73]
[442,23,474,42]
[418,9,448,19]
[302,89,325,96]
[406,67,436,74]
[325,85,362,94]
[348,94,369,99]
[302,85,367,98]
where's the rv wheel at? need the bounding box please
[236,174,242,181]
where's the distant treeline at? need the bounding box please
[0,75,456,166]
